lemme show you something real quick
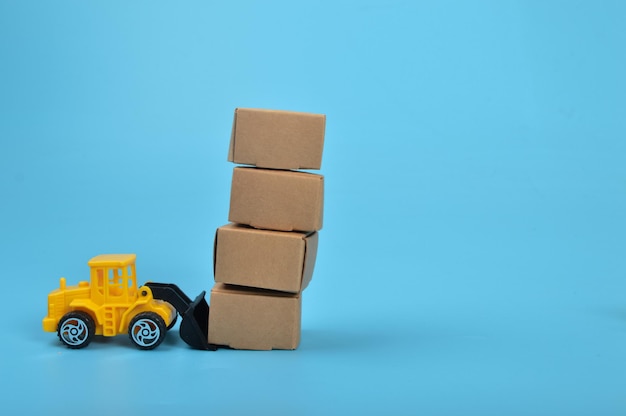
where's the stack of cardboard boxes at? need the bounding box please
[208,108,326,350]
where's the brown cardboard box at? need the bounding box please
[208,283,301,350]
[214,224,318,293]
[229,167,324,232]
[228,108,326,170]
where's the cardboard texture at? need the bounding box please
[214,223,318,293]
[228,108,326,170]
[229,167,324,232]
[208,283,302,350]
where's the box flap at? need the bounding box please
[300,232,318,291]
[227,109,238,162]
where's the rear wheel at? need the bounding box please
[58,311,95,349]
[128,312,166,350]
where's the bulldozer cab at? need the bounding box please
[88,254,138,305]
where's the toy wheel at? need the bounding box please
[166,313,178,331]
[128,312,166,350]
[58,311,95,349]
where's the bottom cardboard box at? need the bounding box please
[208,283,301,350]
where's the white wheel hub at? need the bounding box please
[60,319,88,346]
[130,319,161,347]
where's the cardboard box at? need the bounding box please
[228,108,326,170]
[214,223,318,293]
[229,167,324,232]
[208,283,302,350]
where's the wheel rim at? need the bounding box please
[130,318,161,347]
[60,318,89,346]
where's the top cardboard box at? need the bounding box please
[228,108,326,170]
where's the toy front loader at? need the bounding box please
[145,282,216,350]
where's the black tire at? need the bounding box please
[57,311,96,349]
[166,313,178,331]
[128,312,166,350]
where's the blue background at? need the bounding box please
[1,1,625,414]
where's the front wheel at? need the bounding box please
[58,311,95,349]
[128,312,166,350]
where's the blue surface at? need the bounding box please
[1,1,625,414]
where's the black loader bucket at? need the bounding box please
[145,282,216,350]
[179,291,214,350]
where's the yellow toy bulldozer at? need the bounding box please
[42,254,213,350]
